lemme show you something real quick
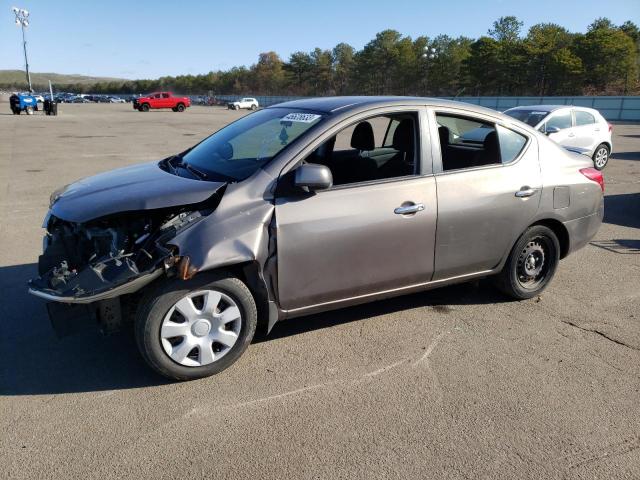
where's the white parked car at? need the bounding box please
[228,97,259,110]
[108,96,126,103]
[504,105,613,170]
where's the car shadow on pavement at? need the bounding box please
[590,239,640,254]
[262,280,509,343]
[0,262,509,395]
[0,263,170,396]
[611,152,640,161]
[604,193,640,229]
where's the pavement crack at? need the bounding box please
[566,436,640,469]
[414,331,446,366]
[560,320,640,352]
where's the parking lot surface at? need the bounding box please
[1,104,639,479]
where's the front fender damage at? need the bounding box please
[29,175,282,336]
[168,181,280,332]
[28,192,223,336]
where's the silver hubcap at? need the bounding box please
[160,289,242,367]
[595,148,608,168]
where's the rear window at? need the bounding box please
[505,109,549,127]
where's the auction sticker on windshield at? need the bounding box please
[281,113,322,123]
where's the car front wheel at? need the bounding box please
[176,104,185,112]
[592,144,610,170]
[494,225,560,300]
[140,104,150,112]
[135,272,257,381]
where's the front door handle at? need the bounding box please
[394,203,425,215]
[567,132,575,137]
[515,187,538,198]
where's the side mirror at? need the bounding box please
[545,126,560,136]
[294,163,333,191]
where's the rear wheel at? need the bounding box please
[251,104,257,110]
[494,225,560,300]
[592,144,610,170]
[176,103,185,112]
[135,272,257,381]
[26,106,34,115]
[140,103,150,112]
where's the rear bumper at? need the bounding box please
[564,198,604,254]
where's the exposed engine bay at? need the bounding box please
[30,208,208,302]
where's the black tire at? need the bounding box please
[494,225,560,300]
[176,103,185,112]
[592,143,610,170]
[140,103,150,112]
[171,107,178,112]
[135,272,257,381]
[251,104,257,110]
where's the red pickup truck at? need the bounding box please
[133,92,191,112]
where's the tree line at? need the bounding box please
[5,16,639,97]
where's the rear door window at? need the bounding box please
[436,114,500,170]
[435,113,529,170]
[546,110,572,130]
[575,110,595,126]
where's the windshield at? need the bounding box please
[505,109,550,127]
[181,108,324,181]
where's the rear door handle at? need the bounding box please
[394,203,425,215]
[515,187,538,198]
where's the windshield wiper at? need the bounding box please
[164,155,208,180]
[177,161,208,180]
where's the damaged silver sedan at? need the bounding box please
[29,97,604,380]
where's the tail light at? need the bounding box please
[608,123,613,133]
[580,167,604,192]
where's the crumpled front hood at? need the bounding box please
[50,161,226,223]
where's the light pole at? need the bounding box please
[422,46,436,96]
[12,6,32,93]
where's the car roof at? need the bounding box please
[270,96,502,117]
[506,105,569,113]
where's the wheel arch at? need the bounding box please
[197,261,275,335]
[530,218,570,259]
[592,141,611,157]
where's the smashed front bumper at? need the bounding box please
[28,267,163,304]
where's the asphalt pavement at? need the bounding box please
[0,104,638,479]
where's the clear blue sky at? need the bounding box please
[1,0,638,79]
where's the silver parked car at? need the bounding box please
[29,97,604,380]
[504,105,613,170]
